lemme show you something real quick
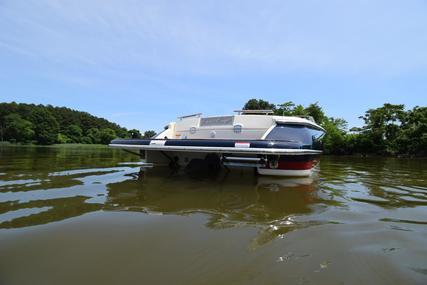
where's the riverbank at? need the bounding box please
[2,143,426,159]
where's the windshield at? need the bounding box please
[265,124,324,146]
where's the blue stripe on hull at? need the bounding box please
[111,139,319,150]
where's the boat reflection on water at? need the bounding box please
[105,167,322,246]
[0,162,323,247]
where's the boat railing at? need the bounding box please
[234,110,274,115]
[178,113,203,119]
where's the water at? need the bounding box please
[0,145,426,285]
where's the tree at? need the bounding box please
[4,113,34,142]
[275,102,295,116]
[322,117,350,154]
[304,102,326,124]
[0,103,155,145]
[29,108,59,145]
[358,104,406,154]
[81,136,93,144]
[396,106,427,156]
[143,130,157,139]
[57,133,72,144]
[243,99,276,111]
[64,124,83,143]
[99,128,116,144]
[128,129,142,139]
[87,128,101,144]
[274,102,323,120]
[292,105,306,116]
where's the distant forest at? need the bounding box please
[1,101,426,156]
[0,102,156,145]
[243,99,427,156]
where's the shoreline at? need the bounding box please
[1,142,426,158]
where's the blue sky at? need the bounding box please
[1,0,426,132]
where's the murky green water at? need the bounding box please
[0,145,426,285]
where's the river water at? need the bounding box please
[0,145,426,285]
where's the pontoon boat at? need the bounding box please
[109,110,325,176]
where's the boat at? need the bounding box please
[109,110,326,177]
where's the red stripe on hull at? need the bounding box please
[277,161,313,170]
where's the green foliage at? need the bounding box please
[0,102,149,145]
[275,101,296,116]
[322,117,349,154]
[143,130,157,139]
[57,133,72,144]
[395,106,427,156]
[4,113,34,142]
[87,128,101,144]
[357,104,406,154]
[99,128,117,144]
[29,108,59,145]
[65,124,83,143]
[128,129,142,139]
[304,103,326,125]
[243,99,276,110]
[81,136,93,144]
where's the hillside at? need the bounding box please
[0,102,155,145]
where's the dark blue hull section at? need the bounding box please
[111,139,320,150]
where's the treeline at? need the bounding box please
[243,99,427,156]
[0,102,156,145]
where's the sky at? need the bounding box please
[1,0,426,132]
